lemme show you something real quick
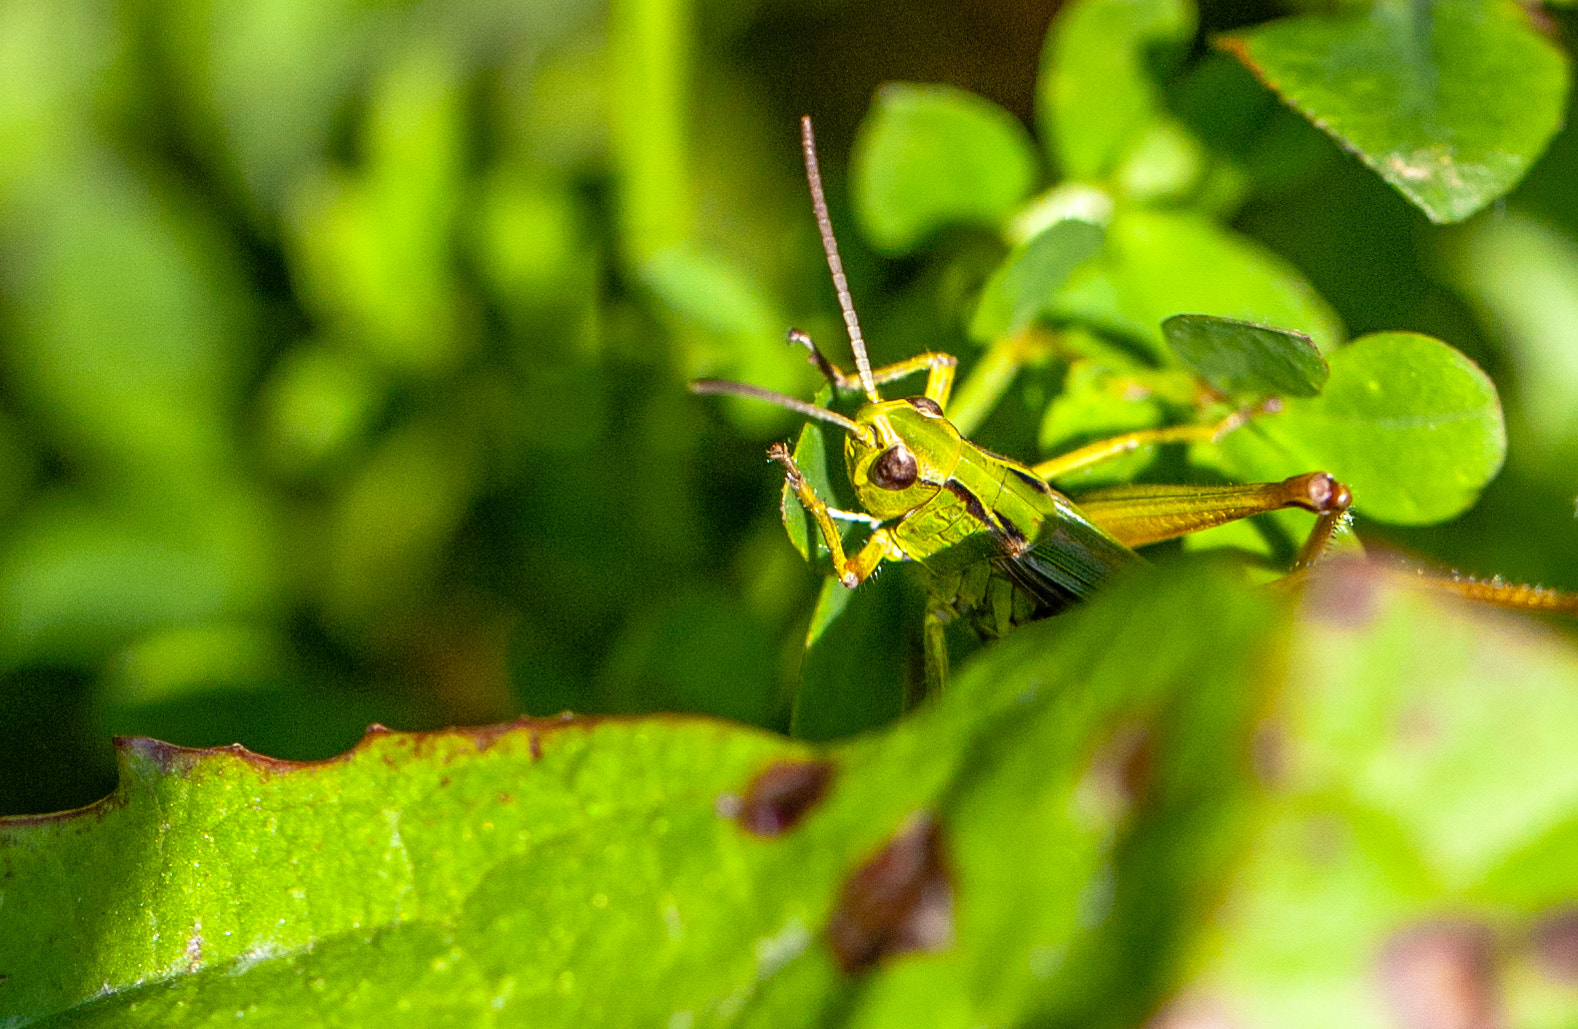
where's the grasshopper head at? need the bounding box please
[846,396,964,520]
[693,118,965,522]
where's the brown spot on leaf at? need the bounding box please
[828,813,954,974]
[1076,723,1152,827]
[737,760,835,838]
[1523,1,1559,37]
[1378,919,1501,1029]
[1146,994,1240,1029]
[1106,725,1153,807]
[1251,721,1286,786]
[1303,558,1384,628]
[1533,907,1578,984]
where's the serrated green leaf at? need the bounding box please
[1218,332,1506,525]
[1163,313,1328,399]
[1053,208,1344,359]
[968,218,1105,341]
[0,565,1280,1027]
[1219,0,1571,224]
[1036,0,1196,180]
[852,84,1039,254]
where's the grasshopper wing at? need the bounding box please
[993,514,1142,616]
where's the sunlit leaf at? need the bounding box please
[1218,332,1505,525]
[287,51,470,376]
[1437,212,1578,451]
[1053,208,1344,359]
[0,164,249,475]
[1219,0,1570,223]
[0,565,1280,1027]
[1170,561,1578,1029]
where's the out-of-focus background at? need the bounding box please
[1,0,1574,817]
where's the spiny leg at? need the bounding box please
[1078,472,1354,583]
[1078,469,1578,615]
[1413,574,1578,615]
[787,328,957,407]
[768,442,896,588]
[1291,505,1349,572]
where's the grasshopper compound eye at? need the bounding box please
[870,446,919,491]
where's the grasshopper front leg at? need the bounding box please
[768,442,900,588]
[788,330,958,408]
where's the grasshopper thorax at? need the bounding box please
[846,396,965,520]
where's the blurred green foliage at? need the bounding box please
[0,0,1574,830]
[4,0,1578,1023]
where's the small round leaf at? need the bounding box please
[1036,0,1195,180]
[1219,332,1506,525]
[852,84,1040,254]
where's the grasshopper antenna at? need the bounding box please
[690,378,870,438]
[801,116,880,404]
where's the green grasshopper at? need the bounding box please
[693,117,1359,692]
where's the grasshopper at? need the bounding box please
[693,117,1361,693]
[696,119,1578,694]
